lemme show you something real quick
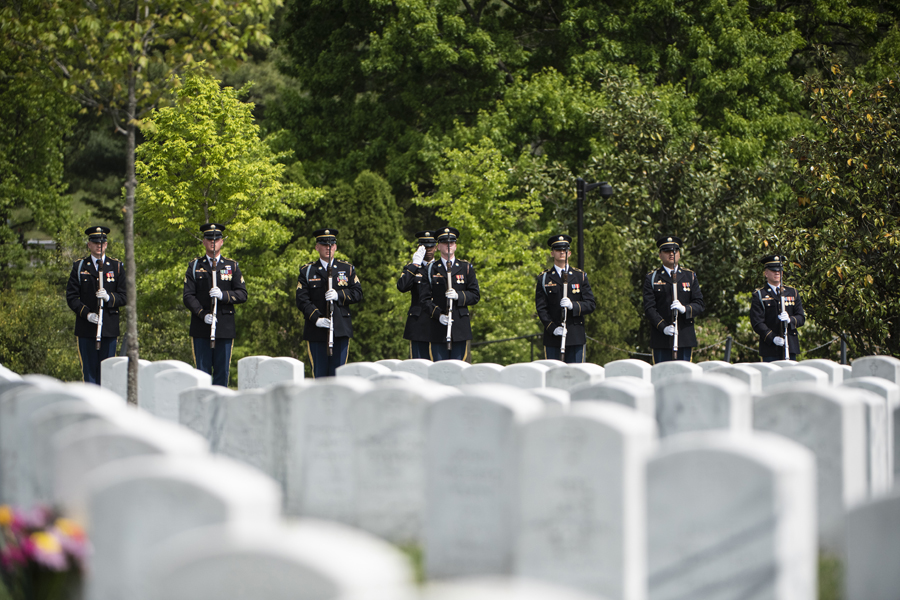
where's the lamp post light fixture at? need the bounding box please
[575,177,614,270]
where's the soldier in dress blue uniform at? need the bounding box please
[535,234,597,363]
[749,254,805,361]
[397,230,437,359]
[420,227,480,361]
[642,235,705,363]
[296,228,364,377]
[183,223,248,386]
[66,226,126,384]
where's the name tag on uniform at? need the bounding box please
[654,280,666,286]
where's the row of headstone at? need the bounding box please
[172,371,891,598]
[5,356,900,600]
[0,372,417,600]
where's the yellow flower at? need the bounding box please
[30,532,62,554]
[0,505,12,526]
[54,518,85,540]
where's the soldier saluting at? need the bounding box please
[749,254,805,361]
[420,227,480,361]
[535,234,596,363]
[642,235,705,363]
[66,226,126,384]
[397,230,437,359]
[183,223,248,386]
[296,228,363,377]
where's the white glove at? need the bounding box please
[316,317,332,328]
[204,314,215,325]
[670,299,686,314]
[445,288,458,300]
[778,310,790,322]
[96,288,109,302]
[773,336,785,347]
[209,287,223,300]
[553,326,565,336]
[560,297,573,310]
[325,289,338,302]
[412,245,426,266]
[87,313,99,324]
[439,314,450,326]
[663,325,676,336]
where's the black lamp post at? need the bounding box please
[575,177,614,270]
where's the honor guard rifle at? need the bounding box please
[95,261,104,350]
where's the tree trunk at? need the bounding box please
[124,70,140,406]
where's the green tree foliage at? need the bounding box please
[414,139,549,364]
[136,72,323,380]
[780,54,900,356]
[0,29,74,288]
[581,224,641,364]
[3,0,282,399]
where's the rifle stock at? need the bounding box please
[210,260,217,349]
[560,257,568,361]
[95,260,104,351]
[672,261,679,359]
[781,282,789,360]
[445,259,453,351]
[327,258,334,357]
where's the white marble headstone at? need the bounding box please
[851,355,900,383]
[842,377,900,484]
[394,358,433,378]
[286,377,374,519]
[516,403,656,599]
[655,374,752,438]
[650,361,703,384]
[143,520,416,600]
[762,365,829,390]
[257,357,305,388]
[844,488,900,600]
[428,359,470,385]
[697,360,730,372]
[799,359,844,384]
[375,359,403,370]
[708,364,762,394]
[647,431,816,600]
[604,359,651,381]
[461,363,505,385]
[425,386,544,578]
[102,357,149,401]
[753,384,867,550]
[350,380,454,544]
[152,368,211,423]
[500,363,550,389]
[100,356,128,397]
[336,362,391,379]
[571,377,655,419]
[545,364,605,391]
[237,355,271,390]
[85,454,282,600]
[53,414,209,523]
[138,360,193,411]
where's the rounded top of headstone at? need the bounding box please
[423,577,612,600]
[652,430,815,474]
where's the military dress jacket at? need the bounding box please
[420,259,480,342]
[749,284,805,357]
[642,265,705,349]
[183,255,248,339]
[397,261,433,342]
[295,259,363,342]
[535,266,597,348]
[66,256,126,338]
